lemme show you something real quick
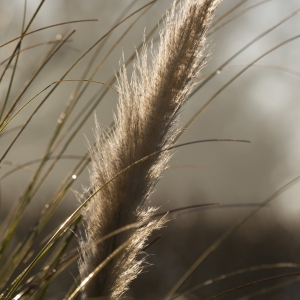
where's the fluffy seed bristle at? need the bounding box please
[79,0,221,298]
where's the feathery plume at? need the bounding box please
[79,0,221,298]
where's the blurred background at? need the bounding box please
[1,0,300,299]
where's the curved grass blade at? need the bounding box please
[0,155,84,180]
[0,19,98,49]
[0,125,23,138]
[155,203,265,220]
[174,263,300,299]
[218,63,300,78]
[0,39,75,67]
[154,203,219,218]
[237,276,300,300]
[206,271,300,300]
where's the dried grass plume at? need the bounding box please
[79,0,221,298]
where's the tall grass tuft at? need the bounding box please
[78,0,221,298]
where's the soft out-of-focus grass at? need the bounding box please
[0,0,300,299]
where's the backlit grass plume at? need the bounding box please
[79,0,221,298]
